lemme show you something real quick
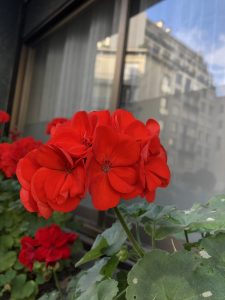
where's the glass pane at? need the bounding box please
[121,0,225,208]
[24,0,120,141]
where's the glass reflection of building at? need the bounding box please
[94,11,225,206]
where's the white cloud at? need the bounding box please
[174,27,208,54]
[173,28,225,89]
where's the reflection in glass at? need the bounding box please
[121,0,225,208]
[24,0,120,140]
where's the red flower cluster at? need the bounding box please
[19,224,78,271]
[0,137,41,178]
[17,110,170,217]
[0,110,10,123]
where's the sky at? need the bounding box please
[146,0,225,92]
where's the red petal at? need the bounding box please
[93,126,140,167]
[112,109,136,131]
[146,119,160,137]
[49,126,87,157]
[89,110,111,128]
[108,167,137,193]
[125,120,149,141]
[31,168,53,218]
[93,126,118,163]
[36,201,53,219]
[145,158,170,190]
[110,133,140,166]
[145,190,156,202]
[48,196,81,213]
[44,169,66,200]
[71,111,92,136]
[16,150,39,190]
[89,173,120,210]
[20,188,38,212]
[35,228,52,248]
[35,145,66,170]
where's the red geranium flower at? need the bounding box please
[16,109,171,213]
[19,225,78,270]
[140,119,170,201]
[49,110,111,158]
[0,110,10,123]
[0,143,11,175]
[16,144,86,218]
[19,236,39,271]
[0,137,41,178]
[87,125,140,210]
[46,117,68,135]
[35,224,78,265]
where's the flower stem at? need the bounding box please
[53,270,64,300]
[135,221,142,246]
[114,288,126,300]
[184,230,189,244]
[114,207,144,258]
[151,222,156,249]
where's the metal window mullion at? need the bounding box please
[110,0,130,110]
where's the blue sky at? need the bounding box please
[146,0,225,90]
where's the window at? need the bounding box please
[185,78,191,93]
[22,0,120,141]
[176,73,182,85]
[14,0,121,221]
[13,0,225,215]
[161,75,171,93]
[121,0,225,208]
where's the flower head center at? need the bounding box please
[82,136,92,148]
[102,160,112,173]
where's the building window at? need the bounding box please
[185,78,191,93]
[161,75,171,93]
[176,73,182,85]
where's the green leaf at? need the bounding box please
[126,250,225,300]
[140,203,176,223]
[11,275,38,299]
[0,251,17,272]
[0,235,14,250]
[142,197,225,240]
[38,291,60,300]
[76,279,118,300]
[76,222,127,266]
[0,269,16,287]
[200,233,225,274]
[76,238,108,267]
[13,260,24,270]
[68,257,118,299]
[100,255,119,278]
[119,202,150,218]
[75,259,108,294]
